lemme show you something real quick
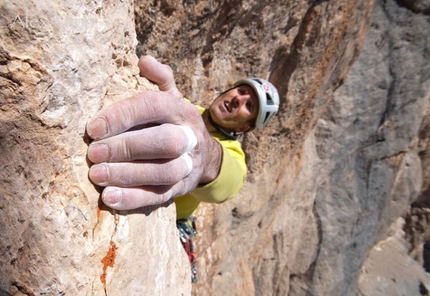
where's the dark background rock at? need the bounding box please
[135,0,429,294]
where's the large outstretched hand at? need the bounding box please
[86,55,221,210]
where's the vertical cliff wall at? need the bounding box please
[1,0,429,295]
[135,0,430,295]
[0,1,189,295]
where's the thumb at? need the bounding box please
[138,55,182,98]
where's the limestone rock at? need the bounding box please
[359,218,430,296]
[1,0,429,294]
[134,0,430,295]
[0,1,189,295]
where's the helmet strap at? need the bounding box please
[207,110,239,140]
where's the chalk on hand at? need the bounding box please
[181,153,193,177]
[178,125,197,154]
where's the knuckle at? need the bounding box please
[163,168,184,184]
[184,102,201,118]
[158,125,189,155]
[157,191,172,205]
[120,140,133,160]
[160,159,188,184]
[108,140,132,161]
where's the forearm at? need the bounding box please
[191,141,247,204]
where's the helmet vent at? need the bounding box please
[266,93,274,105]
[263,112,271,124]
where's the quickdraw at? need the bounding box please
[177,216,198,283]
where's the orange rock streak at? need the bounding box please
[100,240,118,290]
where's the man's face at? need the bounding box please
[209,84,259,133]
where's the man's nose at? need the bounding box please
[232,95,248,108]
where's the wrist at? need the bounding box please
[199,136,222,185]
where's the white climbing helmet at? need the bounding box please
[233,78,280,129]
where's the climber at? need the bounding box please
[173,74,279,283]
[86,55,280,216]
[86,55,279,282]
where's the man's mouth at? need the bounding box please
[224,101,231,113]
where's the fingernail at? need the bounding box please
[178,126,197,153]
[89,164,109,184]
[88,143,110,163]
[103,187,122,205]
[181,153,193,177]
[87,117,108,139]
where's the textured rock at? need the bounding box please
[134,0,430,295]
[359,218,430,296]
[1,0,429,295]
[356,0,430,294]
[397,0,430,14]
[0,0,189,295]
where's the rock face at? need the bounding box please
[1,0,429,295]
[0,1,189,295]
[135,0,429,295]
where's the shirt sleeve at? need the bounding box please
[190,138,247,204]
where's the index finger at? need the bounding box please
[86,91,198,140]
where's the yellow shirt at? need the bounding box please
[174,104,247,220]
